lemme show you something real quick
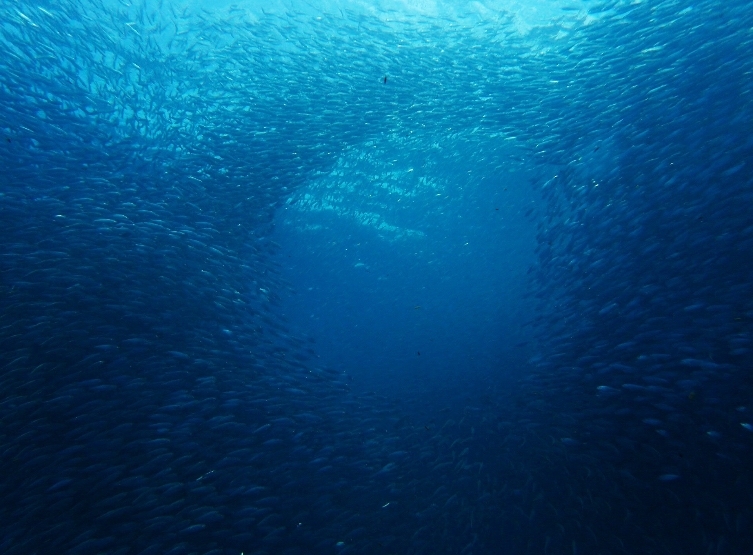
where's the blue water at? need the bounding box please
[274,142,536,401]
[1,0,752,554]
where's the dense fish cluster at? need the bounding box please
[523,1,753,553]
[1,0,752,553]
[284,129,527,241]
[0,1,521,553]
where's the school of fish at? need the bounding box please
[1,0,751,553]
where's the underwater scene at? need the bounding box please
[1,0,752,553]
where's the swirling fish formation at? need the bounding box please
[1,0,751,554]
